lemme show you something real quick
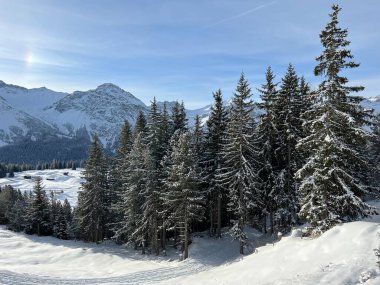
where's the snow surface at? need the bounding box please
[0,169,379,284]
[0,169,83,206]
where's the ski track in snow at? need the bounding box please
[0,264,209,285]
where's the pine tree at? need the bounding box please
[133,110,147,139]
[116,133,146,250]
[271,64,301,233]
[369,114,380,194]
[109,120,133,239]
[55,201,70,240]
[204,89,228,237]
[163,132,205,260]
[171,101,188,135]
[8,196,27,232]
[296,5,374,235]
[256,66,279,234]
[29,178,51,236]
[139,97,163,255]
[217,74,258,254]
[78,135,109,242]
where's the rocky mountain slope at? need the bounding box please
[0,81,210,163]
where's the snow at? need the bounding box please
[0,169,379,284]
[0,81,211,148]
[0,169,84,206]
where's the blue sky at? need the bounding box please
[0,0,379,108]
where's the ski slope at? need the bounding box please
[0,170,379,284]
[0,169,83,206]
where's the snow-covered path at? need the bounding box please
[1,218,379,285]
[0,227,210,285]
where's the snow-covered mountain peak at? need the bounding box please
[367,95,380,103]
[95,83,124,93]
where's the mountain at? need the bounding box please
[0,81,210,164]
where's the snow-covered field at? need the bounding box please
[0,169,83,206]
[0,170,379,284]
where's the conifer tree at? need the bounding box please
[369,114,380,193]
[256,67,279,234]
[78,135,109,242]
[296,5,374,235]
[271,64,301,232]
[139,97,162,255]
[171,101,188,135]
[163,132,204,260]
[133,110,147,139]
[218,74,258,254]
[204,89,228,237]
[116,133,147,249]
[109,120,133,237]
[29,178,51,236]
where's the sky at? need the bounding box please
[0,0,379,109]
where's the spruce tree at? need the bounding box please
[109,120,133,239]
[29,178,51,236]
[369,114,380,194]
[204,89,228,237]
[256,66,279,234]
[163,132,205,260]
[139,97,162,255]
[133,110,147,139]
[117,133,147,250]
[217,74,258,254]
[271,64,301,233]
[78,135,109,242]
[171,101,188,135]
[296,5,374,235]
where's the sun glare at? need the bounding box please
[24,52,34,65]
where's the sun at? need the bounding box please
[24,52,34,65]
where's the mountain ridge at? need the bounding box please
[0,81,210,163]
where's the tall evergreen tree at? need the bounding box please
[78,135,109,242]
[117,133,147,250]
[29,178,51,236]
[171,101,188,135]
[296,5,374,235]
[140,97,163,255]
[133,110,147,139]
[163,132,205,260]
[217,74,258,254]
[256,66,279,234]
[204,89,228,237]
[109,120,133,238]
[271,64,301,232]
[369,114,380,194]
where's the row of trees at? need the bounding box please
[76,7,379,258]
[0,181,73,239]
[0,160,84,178]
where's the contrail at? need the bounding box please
[203,1,278,29]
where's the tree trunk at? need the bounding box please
[239,218,244,255]
[184,221,189,260]
[217,190,222,238]
[209,206,214,236]
[270,211,274,235]
[263,212,267,234]
[174,227,177,249]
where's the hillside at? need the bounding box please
[0,81,209,163]
[0,169,379,284]
[0,206,378,284]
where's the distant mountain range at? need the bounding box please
[0,80,379,164]
[0,81,210,164]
